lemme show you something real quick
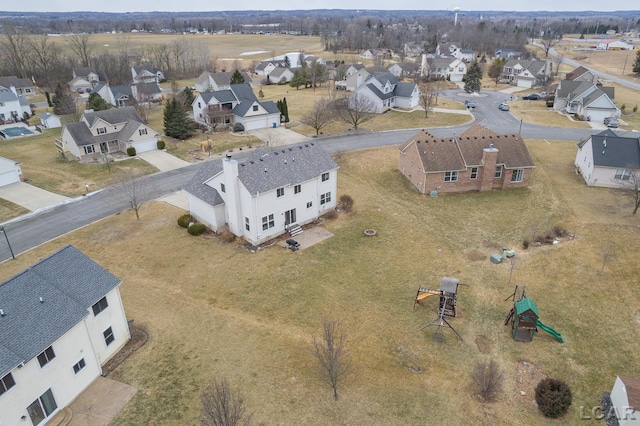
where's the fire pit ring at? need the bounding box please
[364,229,377,237]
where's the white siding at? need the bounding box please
[84,287,130,365]
[611,377,640,426]
[187,193,225,231]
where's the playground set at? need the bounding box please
[504,286,563,343]
[414,277,465,342]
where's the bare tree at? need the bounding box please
[29,35,63,91]
[0,24,31,78]
[617,167,640,215]
[540,34,556,59]
[66,33,94,67]
[418,82,437,118]
[115,170,151,221]
[300,98,333,135]
[312,319,351,401]
[200,378,252,426]
[333,93,375,133]
[471,360,505,403]
[599,242,616,275]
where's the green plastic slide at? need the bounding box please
[536,320,564,343]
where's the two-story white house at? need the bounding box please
[195,71,253,92]
[0,87,32,123]
[500,59,552,88]
[68,67,107,93]
[0,76,37,97]
[421,56,467,82]
[192,83,280,131]
[554,79,619,122]
[56,106,161,161]
[131,65,165,84]
[350,73,419,113]
[0,245,130,426]
[186,142,339,245]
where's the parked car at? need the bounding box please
[498,103,510,111]
[604,117,619,128]
[464,100,477,108]
[86,87,92,93]
[538,92,548,99]
[76,88,84,94]
[522,93,540,100]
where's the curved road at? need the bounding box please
[0,90,632,262]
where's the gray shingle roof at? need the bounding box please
[238,142,338,195]
[64,107,151,147]
[364,83,394,101]
[83,106,142,127]
[229,84,257,102]
[212,90,237,104]
[0,76,33,89]
[261,101,280,114]
[185,161,225,206]
[588,131,640,168]
[232,100,255,117]
[0,245,121,377]
[395,82,417,98]
[0,90,18,103]
[111,84,133,99]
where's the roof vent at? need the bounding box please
[39,297,44,304]
[603,137,607,148]
[0,309,4,316]
[264,168,267,173]
[490,143,494,149]
[284,160,287,164]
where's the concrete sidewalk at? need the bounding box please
[0,182,69,212]
[137,150,190,172]
[248,127,311,146]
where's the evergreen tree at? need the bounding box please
[45,91,52,107]
[180,86,196,111]
[163,97,196,139]
[230,70,245,84]
[289,70,306,90]
[284,56,291,68]
[52,83,76,116]
[86,92,110,111]
[282,97,290,122]
[632,50,640,76]
[464,61,483,93]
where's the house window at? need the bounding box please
[470,167,478,180]
[444,171,458,182]
[103,327,115,346]
[84,145,95,155]
[252,105,259,111]
[294,184,301,194]
[511,169,524,183]
[221,183,226,193]
[494,166,502,178]
[198,102,201,108]
[92,296,109,316]
[320,192,331,205]
[245,217,250,231]
[307,201,313,208]
[0,373,16,396]
[262,214,275,230]
[97,127,107,135]
[322,172,330,182]
[37,346,56,368]
[615,169,631,181]
[277,187,284,197]
[72,358,86,374]
[139,128,147,136]
[27,389,57,425]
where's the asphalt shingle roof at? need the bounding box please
[185,161,225,206]
[0,90,18,103]
[0,245,121,377]
[0,76,33,89]
[588,131,640,169]
[395,82,417,98]
[238,142,338,195]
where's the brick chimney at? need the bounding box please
[479,144,499,192]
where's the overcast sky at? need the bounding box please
[2,1,638,13]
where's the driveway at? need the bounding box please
[137,150,190,172]
[248,127,311,146]
[0,182,69,212]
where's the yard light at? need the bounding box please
[0,225,16,260]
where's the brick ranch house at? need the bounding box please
[398,124,535,194]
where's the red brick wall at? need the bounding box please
[398,146,428,194]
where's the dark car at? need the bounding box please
[464,100,477,108]
[522,93,540,100]
[604,117,620,128]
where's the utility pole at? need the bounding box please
[0,226,16,260]
[622,56,628,76]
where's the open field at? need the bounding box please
[2,138,638,425]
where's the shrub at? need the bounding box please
[324,210,339,220]
[157,140,166,150]
[471,360,505,403]
[553,225,566,237]
[187,223,206,236]
[535,378,573,418]
[233,123,245,132]
[634,105,638,113]
[522,239,530,249]
[621,104,626,113]
[177,214,193,228]
[127,147,136,156]
[220,230,236,243]
[337,194,354,213]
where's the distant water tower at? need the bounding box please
[454,7,461,25]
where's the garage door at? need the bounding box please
[0,170,20,187]
[132,139,158,153]
[243,117,269,131]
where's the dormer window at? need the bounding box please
[252,105,259,111]
[97,127,107,135]
[139,128,147,136]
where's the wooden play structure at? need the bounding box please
[414,277,464,342]
[504,286,563,343]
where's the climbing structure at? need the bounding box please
[504,287,563,343]
[415,277,464,342]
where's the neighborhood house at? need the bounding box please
[398,124,535,194]
[0,245,130,426]
[186,142,339,245]
[56,106,161,161]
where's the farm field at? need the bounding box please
[2,138,638,425]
